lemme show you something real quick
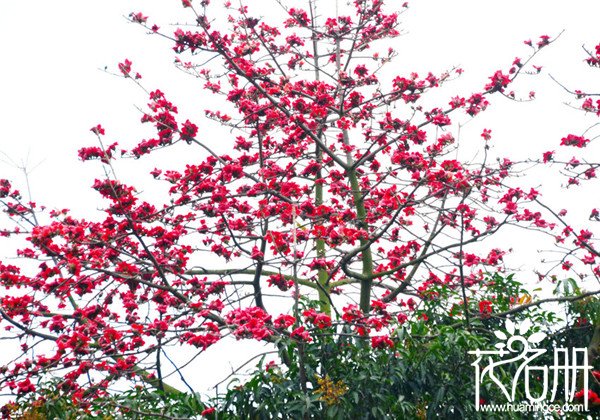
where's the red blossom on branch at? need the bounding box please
[1,0,595,410]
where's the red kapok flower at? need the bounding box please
[479,300,493,316]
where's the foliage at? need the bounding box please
[7,274,600,419]
[214,273,584,419]
[4,382,209,419]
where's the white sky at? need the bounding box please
[1,0,600,397]
[1,0,599,207]
[0,0,598,208]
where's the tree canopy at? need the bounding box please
[2,1,600,418]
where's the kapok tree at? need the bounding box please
[534,41,600,372]
[0,0,587,413]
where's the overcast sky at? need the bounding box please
[1,0,599,210]
[1,0,600,395]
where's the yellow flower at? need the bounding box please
[314,375,348,406]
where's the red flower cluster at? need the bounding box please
[1,0,593,407]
